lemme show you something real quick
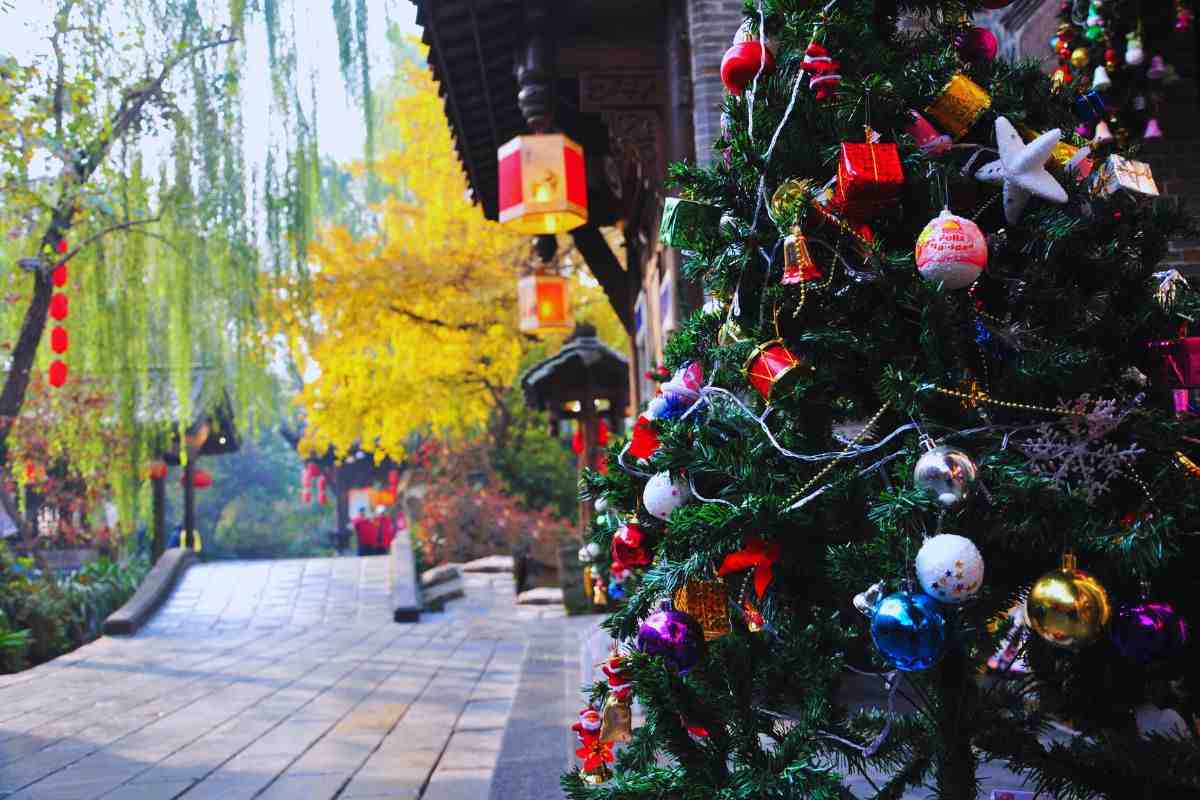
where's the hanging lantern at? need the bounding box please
[49,293,68,321]
[49,327,68,354]
[388,469,400,490]
[497,134,587,234]
[48,360,67,388]
[301,467,313,490]
[52,265,67,287]
[54,238,68,254]
[147,461,169,481]
[190,469,213,490]
[317,475,328,506]
[518,271,572,334]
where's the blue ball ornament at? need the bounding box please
[870,590,948,671]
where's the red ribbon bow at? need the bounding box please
[629,415,660,459]
[717,536,781,599]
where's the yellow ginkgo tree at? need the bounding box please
[276,48,622,461]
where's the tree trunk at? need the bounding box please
[151,476,166,561]
[182,458,196,550]
[934,645,979,800]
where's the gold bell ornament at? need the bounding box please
[598,693,633,744]
[1026,552,1112,649]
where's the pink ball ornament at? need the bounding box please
[915,209,988,290]
[955,26,998,63]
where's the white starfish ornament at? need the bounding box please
[975,116,1068,224]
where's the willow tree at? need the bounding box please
[0,0,376,534]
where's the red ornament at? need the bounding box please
[52,265,67,287]
[629,414,660,459]
[611,523,652,568]
[48,360,67,388]
[189,469,213,489]
[301,467,313,490]
[956,26,998,63]
[49,293,68,321]
[49,326,68,354]
[720,40,775,96]
[54,238,68,254]
[801,41,841,100]
[301,489,312,504]
[834,135,904,220]
[318,488,328,505]
[717,535,782,599]
[744,340,808,402]
[388,469,400,489]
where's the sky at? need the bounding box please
[0,0,422,165]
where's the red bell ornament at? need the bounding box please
[49,293,68,321]
[48,360,68,388]
[49,326,68,354]
[52,265,67,287]
[782,230,822,284]
[834,131,904,220]
[720,20,775,96]
[497,134,587,234]
[744,340,808,402]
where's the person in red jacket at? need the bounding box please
[352,511,379,556]
[375,507,395,553]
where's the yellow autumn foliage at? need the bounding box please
[277,49,625,461]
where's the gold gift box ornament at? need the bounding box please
[1094,155,1159,198]
[925,73,991,140]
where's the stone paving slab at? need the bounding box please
[0,559,568,800]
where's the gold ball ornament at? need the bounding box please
[1070,47,1090,69]
[768,178,816,227]
[1026,553,1112,649]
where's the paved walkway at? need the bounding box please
[0,557,580,800]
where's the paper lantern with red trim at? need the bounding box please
[49,293,68,321]
[50,327,68,354]
[518,272,571,334]
[52,265,67,287]
[48,360,68,388]
[497,134,587,234]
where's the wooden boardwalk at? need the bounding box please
[0,557,574,800]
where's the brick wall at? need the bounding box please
[686,0,746,166]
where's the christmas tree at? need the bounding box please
[565,1,1200,798]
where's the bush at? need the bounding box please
[0,545,149,673]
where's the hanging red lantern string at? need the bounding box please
[49,293,68,320]
[48,360,68,388]
[301,489,313,504]
[54,238,68,255]
[301,466,313,490]
[317,474,328,506]
[52,264,67,287]
[190,469,214,490]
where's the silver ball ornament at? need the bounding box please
[913,446,978,508]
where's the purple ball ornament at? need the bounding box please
[1112,601,1190,666]
[636,603,706,674]
[955,26,998,63]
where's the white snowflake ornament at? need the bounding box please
[915,534,984,604]
[975,117,1068,224]
[642,471,691,521]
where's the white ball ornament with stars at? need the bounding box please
[642,471,691,521]
[915,534,984,604]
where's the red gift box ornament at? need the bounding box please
[835,128,904,221]
[720,19,775,96]
[744,340,809,402]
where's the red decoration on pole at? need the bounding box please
[48,360,68,388]
[55,239,68,254]
[52,265,67,287]
[49,293,69,321]
[50,327,68,354]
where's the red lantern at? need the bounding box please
[49,293,68,321]
[301,489,312,504]
[497,134,587,234]
[301,467,313,489]
[190,469,213,489]
[147,461,169,481]
[50,327,68,354]
[518,272,571,334]
[48,360,67,388]
[55,238,68,254]
[744,340,808,402]
[52,265,67,287]
[304,462,322,481]
[388,469,400,490]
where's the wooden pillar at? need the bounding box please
[151,476,166,561]
[182,457,196,550]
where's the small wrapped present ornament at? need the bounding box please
[1094,155,1159,197]
[673,579,732,640]
[744,339,809,401]
[925,73,992,139]
[834,129,904,220]
[1073,89,1106,123]
[782,229,823,284]
[660,197,721,250]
